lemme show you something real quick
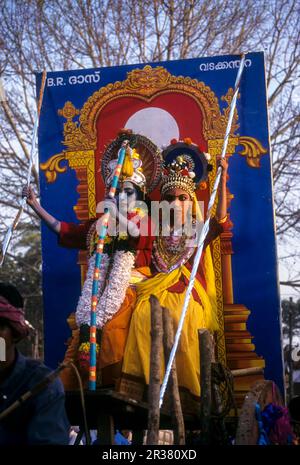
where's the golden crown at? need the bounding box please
[101,129,162,194]
[160,138,212,197]
[160,166,196,198]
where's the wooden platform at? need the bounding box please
[65,388,201,444]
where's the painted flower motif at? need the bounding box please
[170,138,178,144]
[199,181,207,190]
[183,137,192,145]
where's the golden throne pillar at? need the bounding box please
[208,139,265,407]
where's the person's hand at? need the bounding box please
[217,157,228,179]
[103,197,118,219]
[22,185,38,207]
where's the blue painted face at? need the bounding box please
[116,181,138,212]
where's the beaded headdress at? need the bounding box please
[161,138,212,198]
[101,129,162,194]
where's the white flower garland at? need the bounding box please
[75,250,135,329]
[75,253,109,327]
[97,250,135,327]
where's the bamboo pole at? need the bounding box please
[231,367,264,377]
[199,329,213,444]
[147,295,163,445]
[162,307,185,445]
[0,71,47,267]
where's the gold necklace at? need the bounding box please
[154,233,188,269]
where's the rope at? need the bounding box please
[68,361,91,445]
[159,54,246,408]
[211,362,237,419]
[0,70,47,267]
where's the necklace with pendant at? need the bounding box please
[152,230,195,273]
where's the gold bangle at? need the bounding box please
[217,215,228,224]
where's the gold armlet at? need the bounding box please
[217,215,228,224]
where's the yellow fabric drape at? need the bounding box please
[122,245,219,397]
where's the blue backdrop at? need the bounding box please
[37,52,284,394]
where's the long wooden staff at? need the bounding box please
[0,71,47,266]
[89,139,129,390]
[159,54,246,407]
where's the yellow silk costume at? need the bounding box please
[122,245,219,399]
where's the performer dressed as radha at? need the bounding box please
[23,129,162,388]
[119,139,229,414]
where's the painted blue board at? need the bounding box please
[37,52,284,393]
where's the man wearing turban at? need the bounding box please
[0,283,70,445]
